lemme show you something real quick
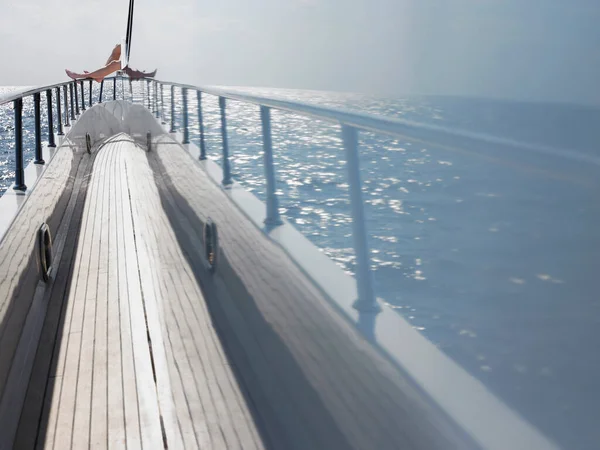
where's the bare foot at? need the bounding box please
[65,69,80,80]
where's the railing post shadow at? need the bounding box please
[219,96,233,186]
[63,85,70,128]
[33,93,44,165]
[182,88,189,144]
[197,91,207,160]
[170,85,175,133]
[260,106,282,227]
[56,87,64,136]
[46,89,56,148]
[341,125,380,337]
[13,99,26,191]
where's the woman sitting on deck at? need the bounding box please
[66,43,156,83]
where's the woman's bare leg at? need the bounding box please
[66,60,122,83]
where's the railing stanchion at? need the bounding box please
[260,106,282,226]
[13,99,26,191]
[155,82,159,118]
[160,84,165,124]
[113,77,117,101]
[341,125,380,330]
[99,80,104,103]
[182,88,189,144]
[170,85,175,133]
[46,89,56,148]
[197,91,207,160]
[151,81,155,115]
[69,83,75,121]
[63,85,70,128]
[146,79,150,109]
[73,81,79,116]
[219,97,232,186]
[80,80,85,111]
[56,87,64,136]
[33,93,44,165]
[150,81,153,114]
[88,80,92,106]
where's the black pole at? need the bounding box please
[220,97,232,186]
[80,80,85,111]
[46,89,56,148]
[34,93,44,164]
[198,91,207,160]
[56,87,64,136]
[73,82,79,115]
[89,79,92,106]
[13,99,26,191]
[113,77,117,101]
[170,85,175,132]
[182,88,189,144]
[154,81,159,118]
[99,80,104,103]
[160,84,165,124]
[69,82,75,120]
[63,85,70,127]
[125,0,135,63]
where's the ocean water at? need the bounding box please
[1,83,599,448]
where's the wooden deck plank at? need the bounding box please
[69,140,110,449]
[50,143,108,449]
[123,140,264,449]
[127,150,227,449]
[114,142,143,450]
[118,150,164,447]
[12,152,92,450]
[125,161,187,449]
[89,142,114,449]
[106,142,127,449]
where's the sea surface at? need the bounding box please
[1,83,599,449]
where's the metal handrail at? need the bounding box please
[0,76,114,107]
[155,80,380,318]
[0,75,390,319]
[0,76,121,193]
[3,75,505,320]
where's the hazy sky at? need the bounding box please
[0,0,599,104]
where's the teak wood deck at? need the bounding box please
[15,136,263,449]
[12,133,473,449]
